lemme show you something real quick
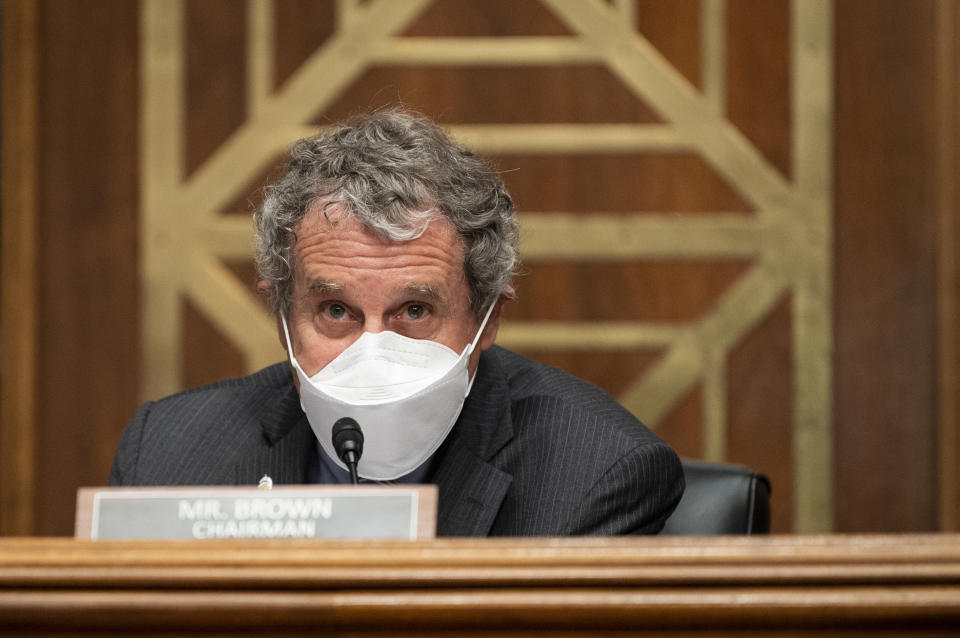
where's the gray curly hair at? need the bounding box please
[254,109,518,319]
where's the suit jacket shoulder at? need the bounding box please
[432,346,684,536]
[110,363,312,486]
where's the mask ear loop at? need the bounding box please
[279,313,306,376]
[464,299,498,356]
[463,299,499,395]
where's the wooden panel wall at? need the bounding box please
[834,0,942,533]
[936,0,960,534]
[1,0,39,537]
[1,0,956,536]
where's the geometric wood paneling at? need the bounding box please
[727,296,794,532]
[140,0,833,531]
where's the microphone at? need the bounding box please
[332,417,364,485]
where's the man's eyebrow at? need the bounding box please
[305,279,344,296]
[401,282,447,303]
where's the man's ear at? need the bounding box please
[256,279,273,299]
[478,290,512,352]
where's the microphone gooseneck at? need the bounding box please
[332,417,364,485]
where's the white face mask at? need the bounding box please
[281,303,495,481]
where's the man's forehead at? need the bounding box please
[299,199,460,242]
[293,203,466,306]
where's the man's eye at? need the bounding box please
[324,303,348,320]
[405,304,426,320]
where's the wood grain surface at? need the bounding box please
[0,535,956,635]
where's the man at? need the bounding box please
[111,109,684,535]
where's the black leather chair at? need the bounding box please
[660,459,771,535]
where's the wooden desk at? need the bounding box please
[0,534,957,636]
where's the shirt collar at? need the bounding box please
[309,441,434,485]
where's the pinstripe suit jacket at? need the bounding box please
[110,345,684,536]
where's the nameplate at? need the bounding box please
[75,485,437,540]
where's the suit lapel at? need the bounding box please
[433,437,512,535]
[232,381,314,486]
[433,349,515,536]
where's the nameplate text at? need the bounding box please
[75,485,437,540]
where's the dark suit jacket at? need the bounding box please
[111,345,684,535]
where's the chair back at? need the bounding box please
[660,459,771,535]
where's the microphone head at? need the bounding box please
[332,417,364,463]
